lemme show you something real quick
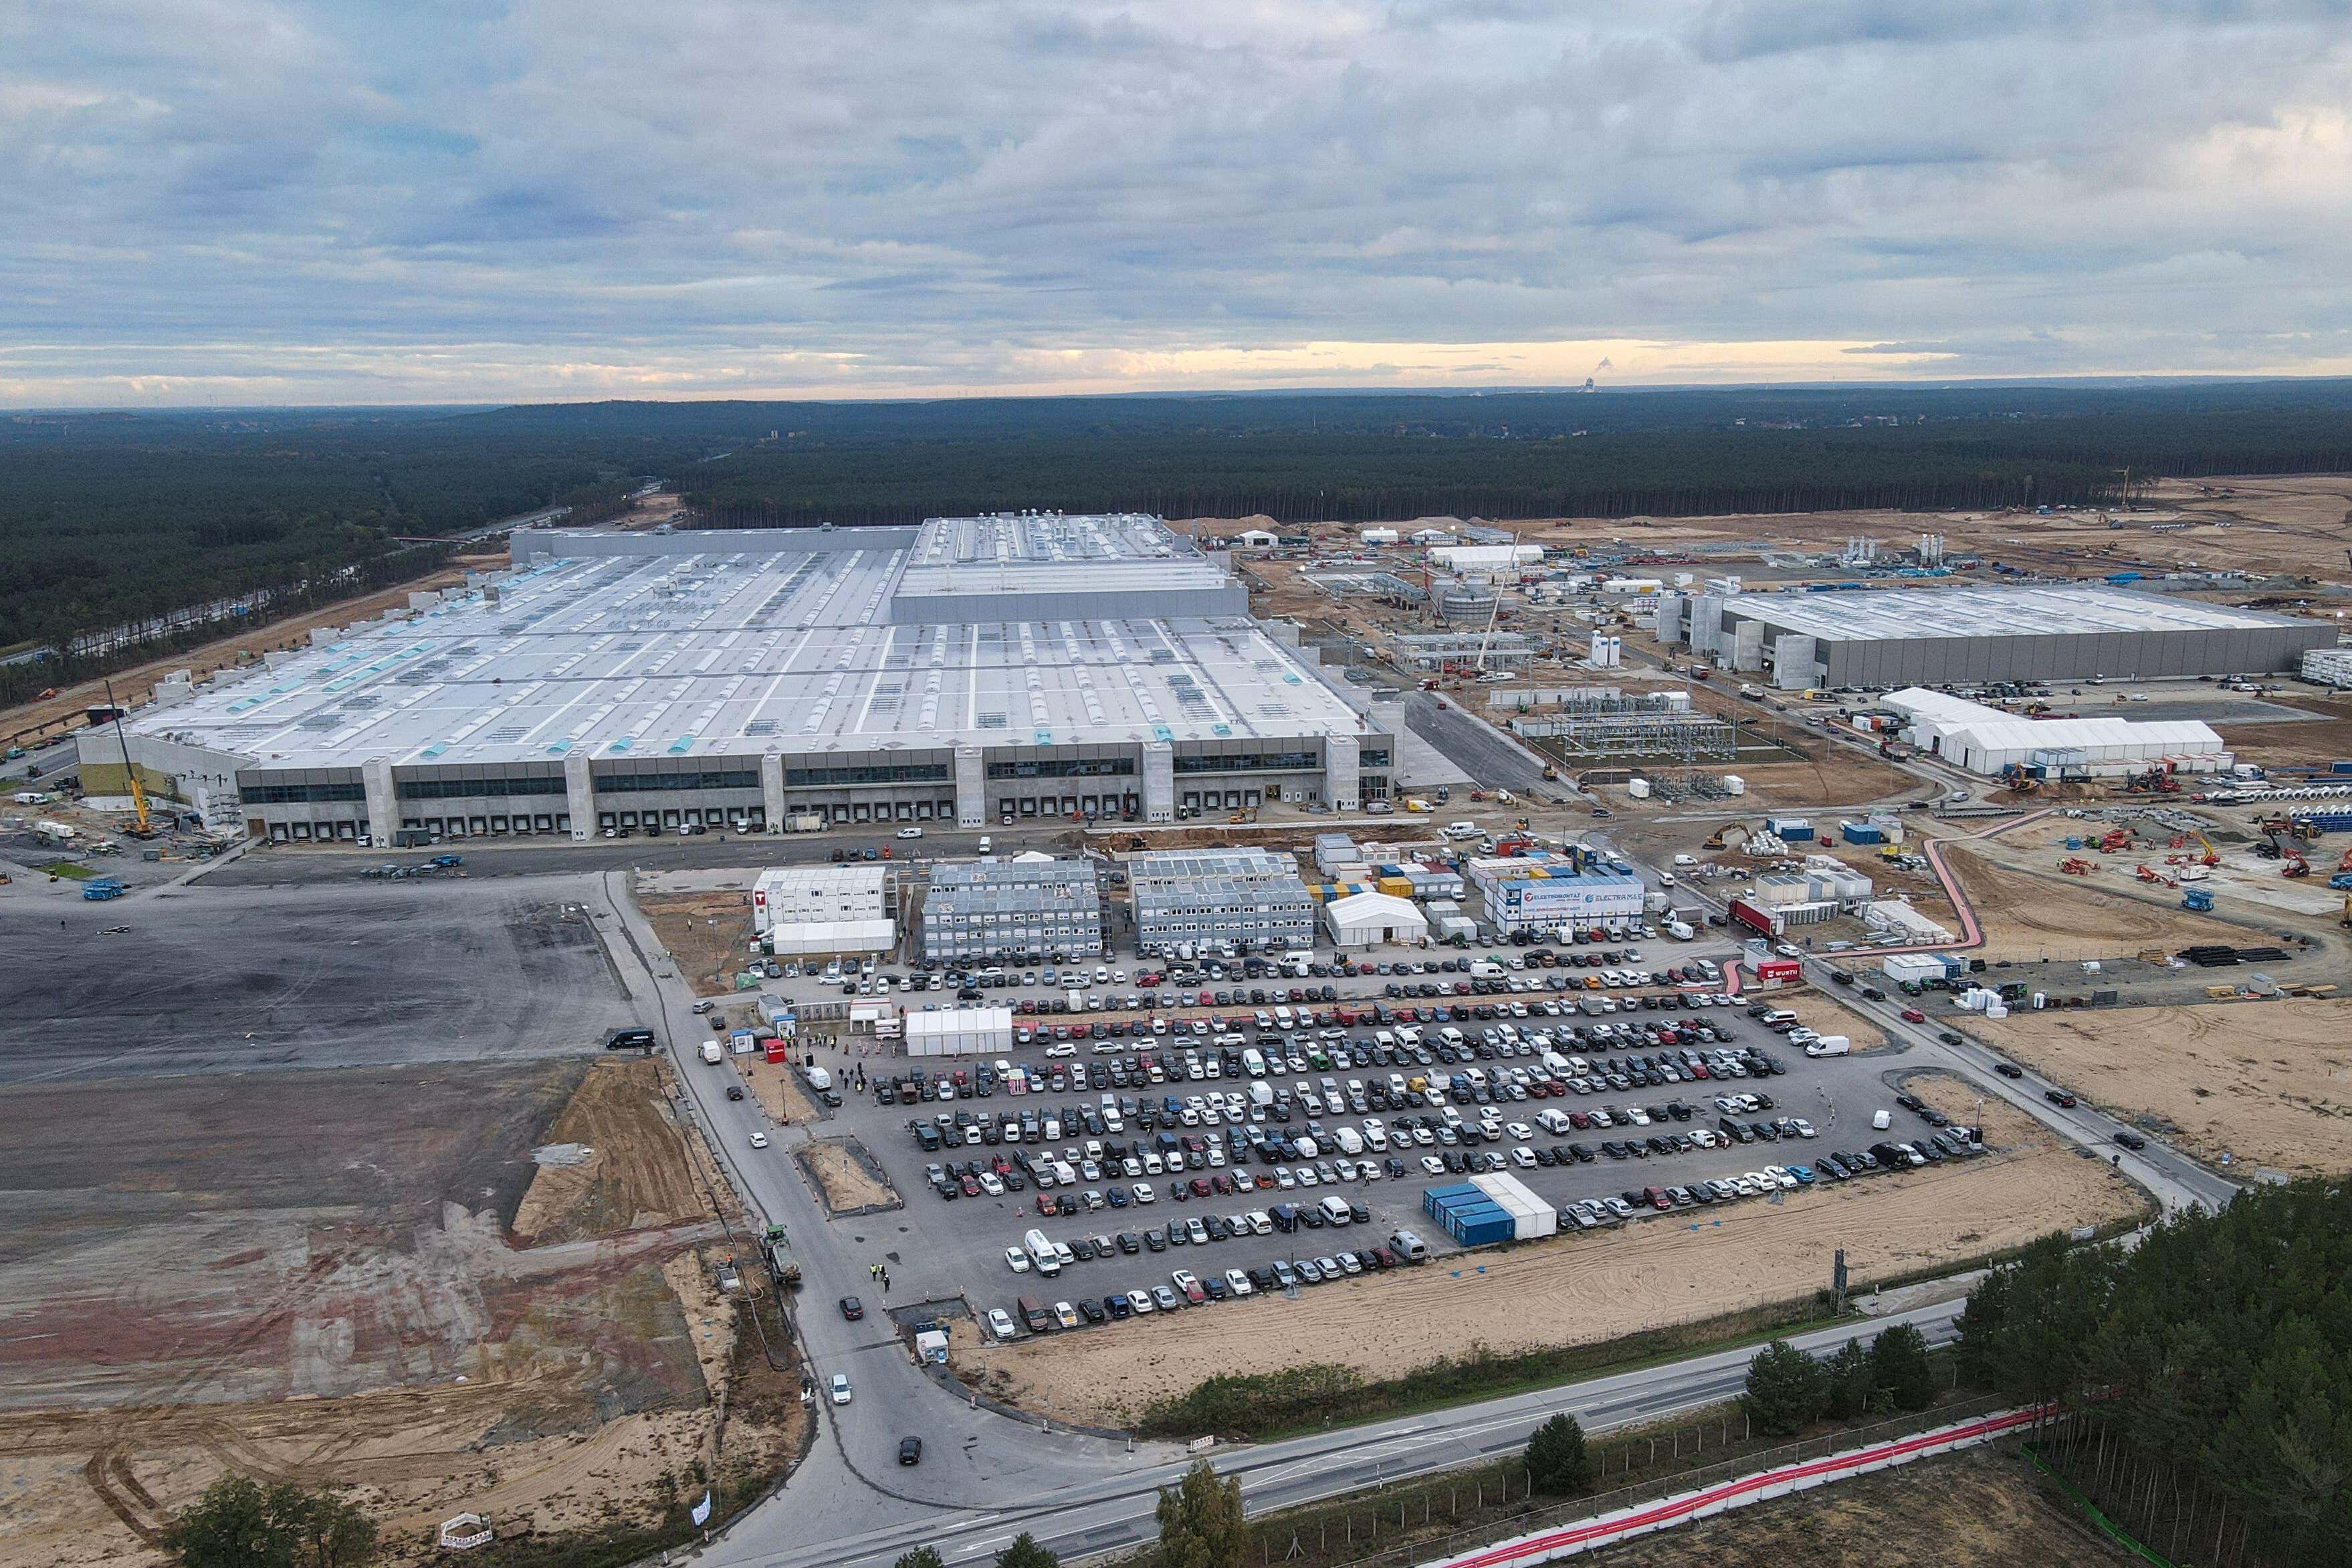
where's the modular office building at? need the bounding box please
[1130,848,1315,955]
[1465,853,1648,933]
[920,859,1103,964]
[83,514,1392,844]
[1654,584,2330,690]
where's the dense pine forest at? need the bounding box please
[7,380,2352,708]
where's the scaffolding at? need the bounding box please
[1515,711,1739,762]
[1392,632,1535,670]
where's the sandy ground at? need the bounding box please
[1967,1000,2352,1177]
[1579,1444,2131,1568]
[510,1058,711,1244]
[958,1138,2148,1428]
[0,1058,784,1567]
[736,1055,823,1127]
[638,887,758,998]
[0,556,500,743]
[1939,841,2238,963]
[796,1138,901,1214]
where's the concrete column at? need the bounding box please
[1772,635,1818,690]
[1142,742,1175,823]
[1731,620,1766,673]
[1324,734,1361,812]
[760,752,786,832]
[1652,593,1685,645]
[362,758,395,846]
[1690,596,1724,658]
[954,745,988,828]
[564,752,597,841]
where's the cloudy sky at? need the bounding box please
[5,0,2351,404]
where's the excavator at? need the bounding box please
[1998,763,2039,794]
[1703,822,1752,852]
[2059,857,2097,876]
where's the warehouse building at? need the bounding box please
[920,859,1103,964]
[82,513,1392,842]
[1655,584,2329,688]
[1130,848,1315,956]
[1882,688,2232,778]
[751,865,896,955]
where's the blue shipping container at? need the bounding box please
[1840,823,1882,845]
[1423,1184,1482,1218]
[2293,812,2352,832]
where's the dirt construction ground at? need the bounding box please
[796,1137,901,1214]
[1966,999,2352,1178]
[1577,1443,2131,1568]
[958,1112,2148,1428]
[0,1057,800,1567]
[637,887,757,998]
[1938,840,2241,964]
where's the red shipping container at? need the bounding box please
[765,1040,788,1064]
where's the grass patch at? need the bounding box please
[1137,1297,1852,1441]
[38,861,97,879]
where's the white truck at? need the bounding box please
[700,1040,724,1064]
[1804,1035,1852,1058]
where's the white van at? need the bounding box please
[804,1065,833,1092]
[1023,1230,1063,1275]
[1243,1048,1267,1078]
[1364,1122,1390,1151]
[1333,1126,1364,1155]
[1445,820,1481,839]
[1760,1010,1798,1026]
[1804,1036,1852,1058]
[1319,1196,1354,1226]
[1248,1081,1275,1110]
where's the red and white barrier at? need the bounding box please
[1422,1406,2042,1568]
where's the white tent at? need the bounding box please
[905,1006,1016,1057]
[1882,687,2229,777]
[1323,891,1428,949]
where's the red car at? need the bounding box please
[1901,1008,1927,1024]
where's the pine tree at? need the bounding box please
[1156,1459,1247,1568]
[1524,1413,1594,1496]
[996,1533,1059,1568]
[893,1550,946,1568]
[1868,1323,1937,1412]
[1741,1339,1826,1435]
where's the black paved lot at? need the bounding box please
[0,881,634,1084]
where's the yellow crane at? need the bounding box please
[104,679,152,837]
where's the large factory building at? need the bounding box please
[83,514,1392,844]
[1654,584,2329,690]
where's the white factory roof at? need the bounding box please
[122,516,1369,770]
[1730,585,2310,642]
[1882,688,2224,755]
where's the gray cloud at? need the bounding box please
[3,0,2351,401]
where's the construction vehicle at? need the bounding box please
[81,877,126,901]
[2060,857,2097,876]
[2123,766,2179,794]
[2254,832,2283,861]
[761,1228,809,1290]
[2134,865,2175,887]
[2336,845,2352,874]
[1540,764,1560,781]
[1703,822,1751,852]
[2097,827,2134,854]
[1998,763,2039,794]
[2328,871,2352,891]
[2282,849,2311,879]
[2181,886,2216,912]
[102,679,158,839]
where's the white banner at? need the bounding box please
[690,1489,713,1527]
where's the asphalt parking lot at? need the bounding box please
[740,960,1963,1339]
[0,879,635,1084]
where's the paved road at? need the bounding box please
[197,823,1097,889]
[1402,693,1562,798]
[695,1295,1965,1568]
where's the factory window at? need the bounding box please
[1172,751,1319,774]
[599,769,761,792]
[243,781,366,804]
[986,758,1136,780]
[1360,748,1392,768]
[396,775,566,800]
[783,763,950,786]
